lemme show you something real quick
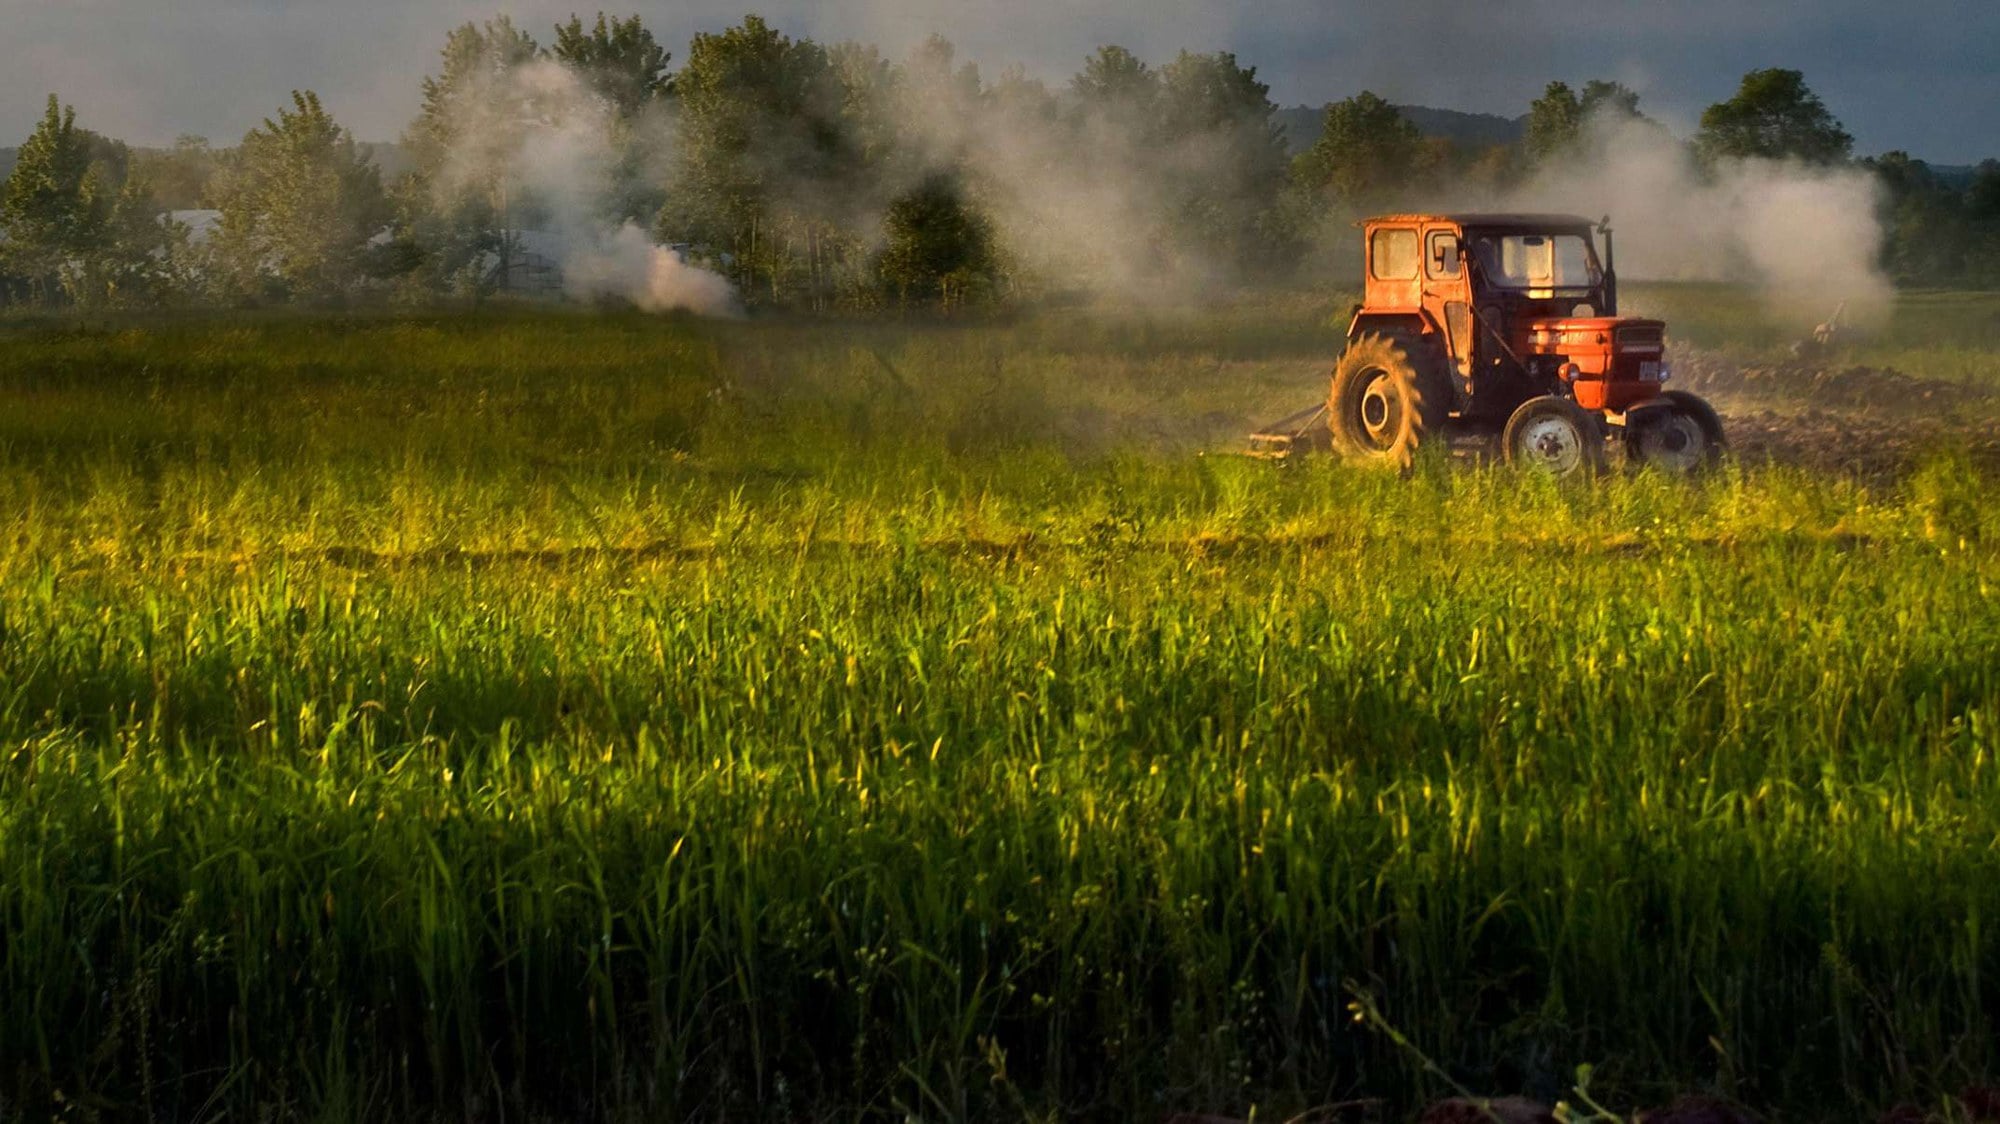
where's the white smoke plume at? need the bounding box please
[432,57,742,317]
[965,89,1273,302]
[875,48,1897,317]
[422,32,1890,322]
[561,222,743,313]
[822,42,1284,304]
[1503,113,1891,324]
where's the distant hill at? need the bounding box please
[0,147,15,180]
[1930,164,1993,190]
[1278,103,1526,154]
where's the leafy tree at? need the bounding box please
[1967,160,2000,222]
[1580,80,1643,121]
[1460,142,1524,194]
[399,17,543,293]
[1070,45,1157,119]
[903,34,983,119]
[130,135,220,210]
[1697,68,1852,164]
[1291,91,1423,212]
[1526,79,1648,163]
[988,64,1058,126]
[1524,81,1583,164]
[554,13,675,225]
[1965,161,2000,286]
[0,96,111,303]
[1155,50,1293,275]
[1870,150,1940,200]
[876,35,983,185]
[1156,51,1285,168]
[1067,44,1160,183]
[667,16,857,304]
[88,176,200,307]
[407,17,543,174]
[877,172,996,307]
[1868,151,2000,285]
[827,41,900,174]
[210,91,388,301]
[1869,151,1953,280]
[553,13,672,117]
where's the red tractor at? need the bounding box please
[1261,213,1724,474]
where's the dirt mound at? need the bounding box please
[1669,344,1989,412]
[1720,407,2000,479]
[1662,344,1999,479]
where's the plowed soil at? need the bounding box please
[1670,345,2000,479]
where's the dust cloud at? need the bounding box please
[561,222,743,314]
[422,33,1891,321]
[883,54,1895,315]
[1504,113,1891,324]
[430,57,742,317]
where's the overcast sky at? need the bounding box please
[4,0,1996,164]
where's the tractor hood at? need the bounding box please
[1518,317,1669,413]
[1521,317,1665,357]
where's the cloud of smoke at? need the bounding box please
[955,97,1182,298]
[1505,113,1891,324]
[828,43,1281,304]
[423,30,1891,321]
[562,221,743,314]
[969,90,1270,302]
[432,57,741,317]
[881,54,1889,321]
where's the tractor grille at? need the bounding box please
[1616,325,1665,352]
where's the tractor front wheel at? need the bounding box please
[1501,396,1605,477]
[1327,334,1450,469]
[1627,391,1726,474]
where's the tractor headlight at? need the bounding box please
[1560,362,1583,382]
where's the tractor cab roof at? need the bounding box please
[1363,213,1599,232]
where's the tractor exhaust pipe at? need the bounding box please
[1598,215,1617,315]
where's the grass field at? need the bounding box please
[1,294,1997,1122]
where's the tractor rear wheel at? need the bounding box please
[1501,396,1605,477]
[1627,390,1727,474]
[1326,334,1450,468]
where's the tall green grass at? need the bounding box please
[0,309,1997,1121]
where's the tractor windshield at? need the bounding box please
[1469,233,1600,296]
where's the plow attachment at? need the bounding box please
[1243,403,1328,460]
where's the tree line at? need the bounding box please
[3,12,1997,311]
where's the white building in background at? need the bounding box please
[167,210,556,295]
[152,213,716,307]
[167,210,222,243]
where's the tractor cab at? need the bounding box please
[1311,212,1723,475]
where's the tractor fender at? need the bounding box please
[1613,392,1726,446]
[1612,398,1678,427]
[1343,309,1462,413]
[1344,309,1439,347]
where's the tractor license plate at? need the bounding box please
[1639,361,1665,381]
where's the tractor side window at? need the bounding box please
[1426,231,1461,278]
[1370,228,1419,281]
[1554,237,1590,286]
